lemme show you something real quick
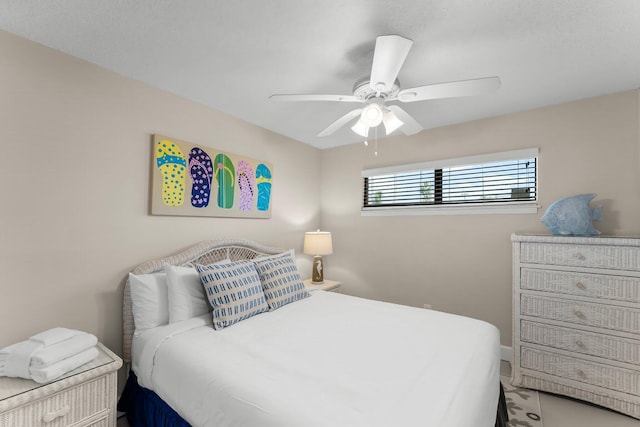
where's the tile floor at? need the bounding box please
[500,361,639,427]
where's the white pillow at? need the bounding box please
[165,265,211,323]
[196,260,268,330]
[128,272,169,331]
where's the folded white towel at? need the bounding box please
[30,347,99,383]
[0,329,95,364]
[1,341,22,363]
[0,341,20,365]
[0,328,99,382]
[30,333,98,369]
[2,341,41,378]
[30,327,83,347]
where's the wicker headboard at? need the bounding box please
[122,239,285,364]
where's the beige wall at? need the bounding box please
[2,27,639,365]
[320,89,640,347]
[0,30,321,354]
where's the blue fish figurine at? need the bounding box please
[541,194,602,236]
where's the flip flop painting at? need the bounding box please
[237,160,255,211]
[255,163,272,211]
[151,134,272,218]
[215,153,235,209]
[189,147,213,208]
[156,140,187,206]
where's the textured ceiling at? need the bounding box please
[1,0,639,149]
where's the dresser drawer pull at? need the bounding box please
[575,339,585,348]
[576,369,586,378]
[573,309,585,319]
[42,405,70,423]
[575,282,586,290]
[575,253,586,261]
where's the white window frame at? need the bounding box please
[361,148,539,217]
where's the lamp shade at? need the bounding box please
[303,231,333,256]
[351,119,369,137]
[382,109,403,134]
[361,102,384,127]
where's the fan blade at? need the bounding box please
[387,105,423,135]
[397,76,501,102]
[317,108,363,137]
[269,94,362,103]
[369,35,413,94]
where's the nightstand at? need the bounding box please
[303,279,341,293]
[0,342,122,427]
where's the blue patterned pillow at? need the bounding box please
[253,252,309,311]
[195,260,268,330]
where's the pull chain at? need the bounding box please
[374,126,378,157]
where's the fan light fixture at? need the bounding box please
[382,109,403,134]
[352,103,404,137]
[351,120,369,137]
[361,102,384,127]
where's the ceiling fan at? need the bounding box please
[269,35,501,139]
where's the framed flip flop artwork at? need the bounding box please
[150,134,273,218]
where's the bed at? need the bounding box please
[118,239,508,427]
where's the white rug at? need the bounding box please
[501,376,544,427]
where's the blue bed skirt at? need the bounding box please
[118,370,508,427]
[117,371,191,427]
[496,381,508,427]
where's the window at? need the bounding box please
[362,148,538,216]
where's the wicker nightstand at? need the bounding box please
[0,342,122,427]
[303,279,341,293]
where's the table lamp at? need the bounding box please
[303,230,333,284]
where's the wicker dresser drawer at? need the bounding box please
[520,320,640,364]
[520,242,640,271]
[84,411,114,427]
[520,294,640,333]
[521,347,640,395]
[1,377,108,427]
[521,268,640,303]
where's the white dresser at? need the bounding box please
[511,234,640,419]
[0,343,122,427]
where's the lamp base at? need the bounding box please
[311,255,324,284]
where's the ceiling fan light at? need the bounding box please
[383,110,404,135]
[351,119,369,137]
[361,103,383,127]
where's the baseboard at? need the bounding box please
[500,345,512,362]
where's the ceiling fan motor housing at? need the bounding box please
[352,77,400,101]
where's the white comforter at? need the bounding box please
[133,291,501,427]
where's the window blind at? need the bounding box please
[362,148,538,210]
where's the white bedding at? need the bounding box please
[132,291,501,427]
